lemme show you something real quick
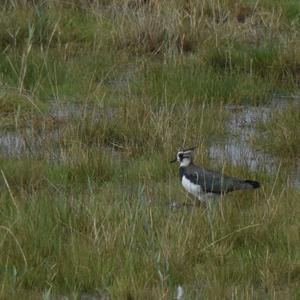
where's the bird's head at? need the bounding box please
[170,146,196,167]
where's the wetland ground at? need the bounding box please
[0,1,300,299]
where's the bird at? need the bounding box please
[170,146,260,202]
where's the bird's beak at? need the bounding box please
[170,158,177,163]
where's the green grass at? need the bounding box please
[0,1,300,299]
[1,171,299,298]
[253,102,300,158]
[135,58,280,104]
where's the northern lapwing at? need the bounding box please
[170,147,260,202]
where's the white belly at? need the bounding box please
[182,176,203,200]
[181,175,216,202]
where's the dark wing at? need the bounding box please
[185,167,246,194]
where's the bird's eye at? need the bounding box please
[178,153,183,159]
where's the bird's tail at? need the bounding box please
[244,179,260,189]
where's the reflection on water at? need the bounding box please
[209,105,274,172]
[0,127,64,160]
[0,101,114,160]
[0,101,77,158]
[0,131,25,156]
[209,101,300,185]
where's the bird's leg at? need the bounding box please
[181,194,196,207]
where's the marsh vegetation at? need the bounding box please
[0,1,300,299]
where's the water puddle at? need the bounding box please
[209,97,300,184]
[0,131,25,156]
[1,97,299,184]
[0,101,117,160]
[0,101,78,158]
[209,105,274,172]
[49,101,86,118]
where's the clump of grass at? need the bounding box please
[62,98,227,157]
[0,91,45,114]
[0,2,101,48]
[0,91,48,129]
[62,146,118,188]
[0,152,116,196]
[135,57,279,104]
[0,157,46,194]
[111,1,197,55]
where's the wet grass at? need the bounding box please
[254,102,300,158]
[1,1,300,299]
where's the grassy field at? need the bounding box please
[0,1,300,299]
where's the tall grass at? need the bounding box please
[0,0,299,102]
[1,169,299,298]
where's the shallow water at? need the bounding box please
[1,98,299,184]
[208,98,300,184]
[0,131,25,156]
[0,101,116,159]
[0,101,76,158]
[209,105,274,172]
